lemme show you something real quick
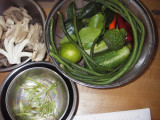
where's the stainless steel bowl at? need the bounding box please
[0,0,45,72]
[45,0,155,88]
[0,62,78,120]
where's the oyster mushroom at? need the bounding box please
[0,6,46,65]
[24,23,46,62]
[0,26,3,39]
[3,6,32,24]
[0,16,7,31]
[0,21,46,64]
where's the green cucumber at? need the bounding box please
[91,45,130,72]
[85,40,108,54]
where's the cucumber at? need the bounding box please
[91,45,130,72]
[85,40,109,54]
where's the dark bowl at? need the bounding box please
[45,0,155,89]
[0,62,78,120]
[0,0,45,72]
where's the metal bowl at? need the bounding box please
[0,0,45,72]
[45,0,155,89]
[0,62,78,120]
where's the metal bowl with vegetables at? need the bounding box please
[0,0,46,72]
[45,0,155,88]
[0,62,77,120]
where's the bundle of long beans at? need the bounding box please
[49,0,145,85]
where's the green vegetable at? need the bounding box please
[77,1,102,19]
[59,34,77,44]
[88,13,104,30]
[61,13,107,54]
[104,8,115,28]
[49,0,145,85]
[92,46,130,72]
[66,2,74,20]
[58,10,111,72]
[49,19,58,54]
[50,19,97,75]
[16,77,59,119]
[79,27,101,50]
[59,42,82,63]
[85,40,108,54]
[103,28,127,50]
[89,12,107,58]
[94,41,108,53]
[82,18,91,25]
[64,19,85,35]
[64,19,75,35]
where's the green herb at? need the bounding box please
[16,77,59,120]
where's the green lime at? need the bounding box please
[59,43,82,63]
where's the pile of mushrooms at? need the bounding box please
[0,6,46,66]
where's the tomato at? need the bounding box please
[59,43,82,63]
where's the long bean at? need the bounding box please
[72,1,94,71]
[58,11,113,72]
[49,19,58,54]
[49,0,145,85]
[50,52,104,76]
[88,0,139,84]
[49,19,107,77]
[127,10,145,69]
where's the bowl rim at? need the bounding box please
[44,0,155,89]
[5,67,69,120]
[0,62,78,120]
[0,0,46,72]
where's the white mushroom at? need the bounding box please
[19,7,32,20]
[13,24,35,63]
[0,21,30,64]
[0,6,45,65]
[3,6,21,15]
[31,43,46,61]
[0,16,7,30]
[25,23,46,62]
[0,26,3,39]
[13,20,29,43]
[3,6,21,21]
[6,18,14,27]
[3,6,32,24]
[0,58,8,66]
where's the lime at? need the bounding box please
[59,43,82,63]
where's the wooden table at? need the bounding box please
[1,0,160,119]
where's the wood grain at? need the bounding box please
[0,0,160,119]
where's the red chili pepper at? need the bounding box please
[116,14,127,29]
[116,14,133,43]
[125,21,133,42]
[109,14,116,29]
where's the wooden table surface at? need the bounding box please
[1,0,160,120]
